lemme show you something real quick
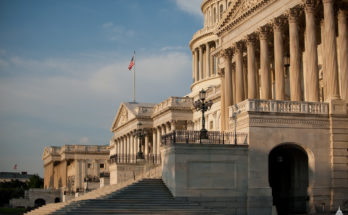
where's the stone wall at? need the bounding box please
[10,188,61,208]
[162,143,249,214]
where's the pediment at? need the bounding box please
[111,103,135,131]
[217,0,269,35]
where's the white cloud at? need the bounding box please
[174,0,202,17]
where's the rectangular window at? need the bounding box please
[99,163,104,169]
[87,163,91,168]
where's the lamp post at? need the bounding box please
[231,104,241,145]
[194,89,213,139]
[135,122,145,159]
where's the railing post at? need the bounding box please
[173,131,176,144]
[186,131,189,144]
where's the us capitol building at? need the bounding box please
[43,0,348,214]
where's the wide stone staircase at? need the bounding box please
[42,179,220,215]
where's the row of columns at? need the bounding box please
[114,132,139,164]
[219,1,347,126]
[113,121,178,165]
[192,42,217,82]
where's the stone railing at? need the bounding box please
[60,145,109,154]
[191,25,215,41]
[229,99,329,116]
[152,97,193,116]
[205,85,221,99]
[162,130,248,145]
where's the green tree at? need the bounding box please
[26,175,43,189]
[0,180,28,206]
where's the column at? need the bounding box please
[320,20,328,101]
[199,46,204,80]
[133,135,137,161]
[156,128,161,163]
[273,17,285,100]
[195,49,199,81]
[116,140,119,162]
[304,2,319,102]
[210,46,215,76]
[224,49,233,109]
[192,51,196,82]
[247,35,257,99]
[93,159,99,177]
[323,0,340,100]
[171,120,176,132]
[338,9,348,100]
[129,133,133,163]
[259,26,272,99]
[74,159,81,191]
[144,134,149,157]
[126,135,129,163]
[152,129,157,162]
[288,7,302,101]
[219,69,226,131]
[206,43,210,77]
[235,42,244,103]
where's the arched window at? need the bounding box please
[208,10,211,26]
[220,4,224,19]
[214,7,217,23]
[228,1,232,7]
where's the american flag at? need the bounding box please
[128,55,134,70]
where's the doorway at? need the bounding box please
[269,144,309,215]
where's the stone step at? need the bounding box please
[49,178,220,215]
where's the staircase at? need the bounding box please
[47,179,219,215]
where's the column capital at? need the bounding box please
[233,41,244,53]
[322,0,334,3]
[258,25,271,40]
[220,48,233,59]
[287,6,303,23]
[217,68,225,77]
[272,15,287,31]
[244,34,257,46]
[303,0,319,13]
[338,9,347,23]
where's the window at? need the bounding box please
[87,163,91,168]
[220,4,224,19]
[99,163,105,169]
[214,8,216,23]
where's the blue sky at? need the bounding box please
[0,0,203,176]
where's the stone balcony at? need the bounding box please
[229,99,329,117]
[190,25,215,45]
[60,145,109,154]
[152,97,193,116]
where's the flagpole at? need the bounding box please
[133,51,136,103]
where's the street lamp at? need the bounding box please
[194,89,213,139]
[135,122,145,159]
[231,104,241,145]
